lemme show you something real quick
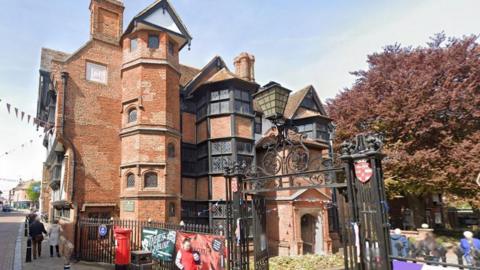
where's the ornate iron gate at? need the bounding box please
[223,133,391,270]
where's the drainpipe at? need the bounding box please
[60,72,69,136]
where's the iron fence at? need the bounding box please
[77,217,218,269]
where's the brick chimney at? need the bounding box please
[89,0,124,45]
[234,52,255,82]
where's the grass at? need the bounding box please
[269,254,344,270]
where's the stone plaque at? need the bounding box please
[123,200,135,212]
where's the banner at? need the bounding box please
[141,227,176,262]
[176,232,225,270]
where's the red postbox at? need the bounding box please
[113,227,132,268]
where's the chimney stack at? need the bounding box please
[234,52,255,82]
[89,0,124,45]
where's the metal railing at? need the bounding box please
[77,217,218,268]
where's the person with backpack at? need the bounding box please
[29,215,47,259]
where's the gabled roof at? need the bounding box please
[182,56,227,95]
[283,85,328,119]
[124,0,192,49]
[40,48,70,72]
[179,64,201,87]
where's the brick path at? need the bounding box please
[0,211,25,270]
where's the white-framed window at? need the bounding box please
[86,62,108,84]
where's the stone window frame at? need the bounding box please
[143,171,158,188]
[126,172,135,188]
[124,103,140,126]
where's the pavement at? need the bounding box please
[0,209,111,270]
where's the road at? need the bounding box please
[0,211,25,270]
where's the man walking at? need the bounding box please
[29,216,47,259]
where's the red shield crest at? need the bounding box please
[354,159,372,183]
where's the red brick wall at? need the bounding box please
[210,116,231,138]
[234,116,252,138]
[211,176,226,200]
[61,39,123,217]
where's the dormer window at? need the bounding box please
[148,35,159,49]
[128,108,137,123]
[130,38,138,51]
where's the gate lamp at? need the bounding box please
[253,81,291,121]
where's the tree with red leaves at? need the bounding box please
[328,33,480,209]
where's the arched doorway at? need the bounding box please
[301,214,316,254]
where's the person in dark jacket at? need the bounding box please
[390,228,409,258]
[29,216,47,259]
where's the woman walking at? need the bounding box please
[29,215,47,259]
[48,219,63,257]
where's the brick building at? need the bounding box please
[36,0,335,256]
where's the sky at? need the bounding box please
[0,0,479,194]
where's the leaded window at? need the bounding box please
[197,158,209,174]
[197,143,208,158]
[234,89,252,114]
[211,140,232,155]
[237,141,253,154]
[182,146,196,175]
[211,89,229,101]
[212,155,231,173]
[254,115,262,134]
[316,123,330,141]
[144,172,158,188]
[237,155,253,167]
[126,173,135,188]
[210,100,229,114]
[297,123,314,138]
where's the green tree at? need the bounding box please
[26,182,41,203]
[327,33,480,209]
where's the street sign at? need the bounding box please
[354,159,373,183]
[98,224,108,237]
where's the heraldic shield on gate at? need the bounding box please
[222,129,391,270]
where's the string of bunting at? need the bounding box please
[0,98,53,129]
[0,134,43,159]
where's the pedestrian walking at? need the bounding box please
[48,219,63,257]
[175,238,197,270]
[29,215,47,259]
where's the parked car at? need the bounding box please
[2,205,13,212]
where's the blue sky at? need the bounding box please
[1,0,479,194]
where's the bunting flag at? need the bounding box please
[1,98,53,130]
[0,134,43,159]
